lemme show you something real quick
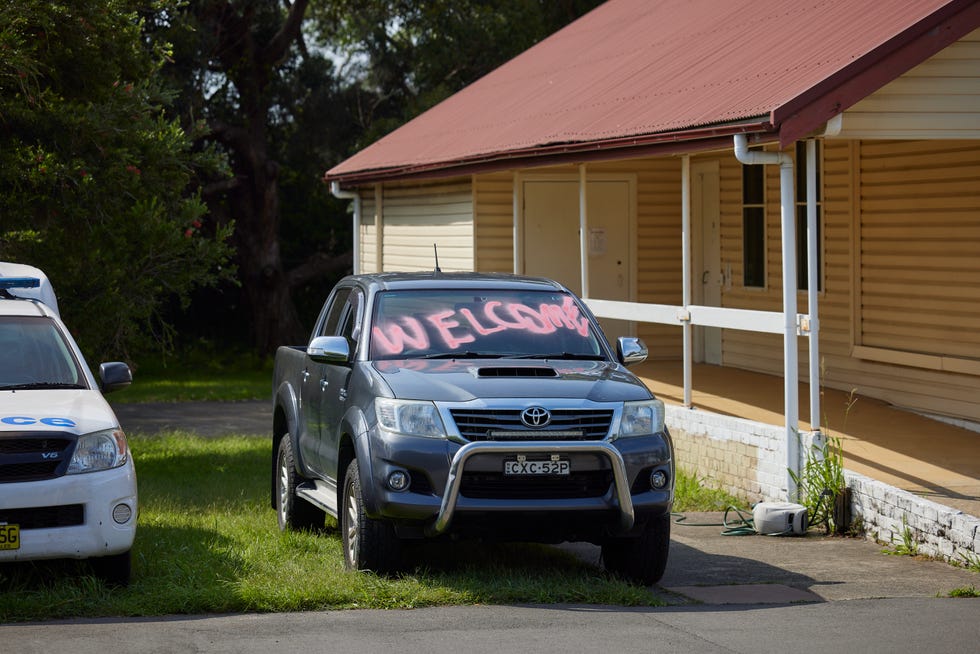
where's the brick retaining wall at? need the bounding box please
[666,405,980,561]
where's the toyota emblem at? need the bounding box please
[521,406,551,428]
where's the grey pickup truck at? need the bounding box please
[271,272,674,584]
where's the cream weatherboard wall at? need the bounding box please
[851,139,980,420]
[710,139,980,423]
[358,136,979,424]
[835,27,980,141]
[472,160,684,361]
[359,191,378,273]
[357,180,476,273]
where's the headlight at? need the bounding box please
[67,429,129,474]
[617,399,665,437]
[375,398,446,438]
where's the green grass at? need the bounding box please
[110,354,273,403]
[672,469,744,513]
[0,433,669,622]
[948,585,979,598]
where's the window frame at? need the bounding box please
[795,141,824,293]
[741,152,767,289]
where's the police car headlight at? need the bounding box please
[617,399,665,438]
[68,429,129,474]
[376,398,446,438]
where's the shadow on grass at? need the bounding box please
[0,523,244,622]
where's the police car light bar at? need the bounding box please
[0,277,41,290]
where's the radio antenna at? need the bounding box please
[433,243,441,272]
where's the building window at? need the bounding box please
[742,155,765,288]
[795,141,822,291]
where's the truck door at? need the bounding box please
[318,288,363,484]
[300,286,351,476]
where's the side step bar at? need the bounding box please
[296,479,339,517]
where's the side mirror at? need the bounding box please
[99,362,132,393]
[616,337,648,366]
[307,335,351,364]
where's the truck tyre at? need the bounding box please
[341,459,400,574]
[90,549,131,587]
[276,436,325,532]
[601,513,670,585]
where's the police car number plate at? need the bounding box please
[0,523,19,550]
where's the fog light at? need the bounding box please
[112,503,133,524]
[649,470,668,490]
[387,470,410,492]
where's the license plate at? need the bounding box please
[0,523,19,551]
[504,459,570,476]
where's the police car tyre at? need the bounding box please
[89,549,132,588]
[275,436,325,532]
[341,459,400,574]
[601,513,670,585]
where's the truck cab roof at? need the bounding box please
[340,271,570,294]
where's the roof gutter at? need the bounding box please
[330,181,361,275]
[325,119,775,186]
[733,133,799,502]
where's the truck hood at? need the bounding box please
[371,359,652,403]
[0,389,120,435]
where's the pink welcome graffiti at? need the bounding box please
[372,296,590,356]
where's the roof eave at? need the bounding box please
[324,119,775,187]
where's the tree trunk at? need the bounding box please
[228,140,307,354]
[204,0,313,355]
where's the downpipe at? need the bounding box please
[330,181,361,275]
[733,134,800,501]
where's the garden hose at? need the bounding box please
[671,505,758,536]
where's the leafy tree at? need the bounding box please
[0,0,234,361]
[156,0,602,354]
[152,0,363,353]
[317,0,605,147]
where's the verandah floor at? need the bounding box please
[633,360,980,519]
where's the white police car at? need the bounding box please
[0,263,137,586]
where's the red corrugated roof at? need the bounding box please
[326,0,978,183]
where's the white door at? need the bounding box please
[692,162,722,364]
[522,179,633,344]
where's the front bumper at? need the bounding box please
[0,461,137,562]
[364,426,673,540]
[430,440,635,536]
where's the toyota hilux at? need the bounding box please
[271,272,674,584]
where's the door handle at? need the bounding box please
[301,370,310,382]
[319,378,329,391]
[702,270,710,284]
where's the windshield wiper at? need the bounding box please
[0,382,87,391]
[421,351,505,359]
[509,353,605,360]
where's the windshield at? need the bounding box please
[0,316,86,389]
[369,289,605,361]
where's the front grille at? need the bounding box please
[0,504,84,529]
[450,408,613,442]
[0,433,75,482]
[460,471,613,499]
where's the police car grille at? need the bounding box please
[0,504,84,529]
[449,409,613,442]
[0,434,74,482]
